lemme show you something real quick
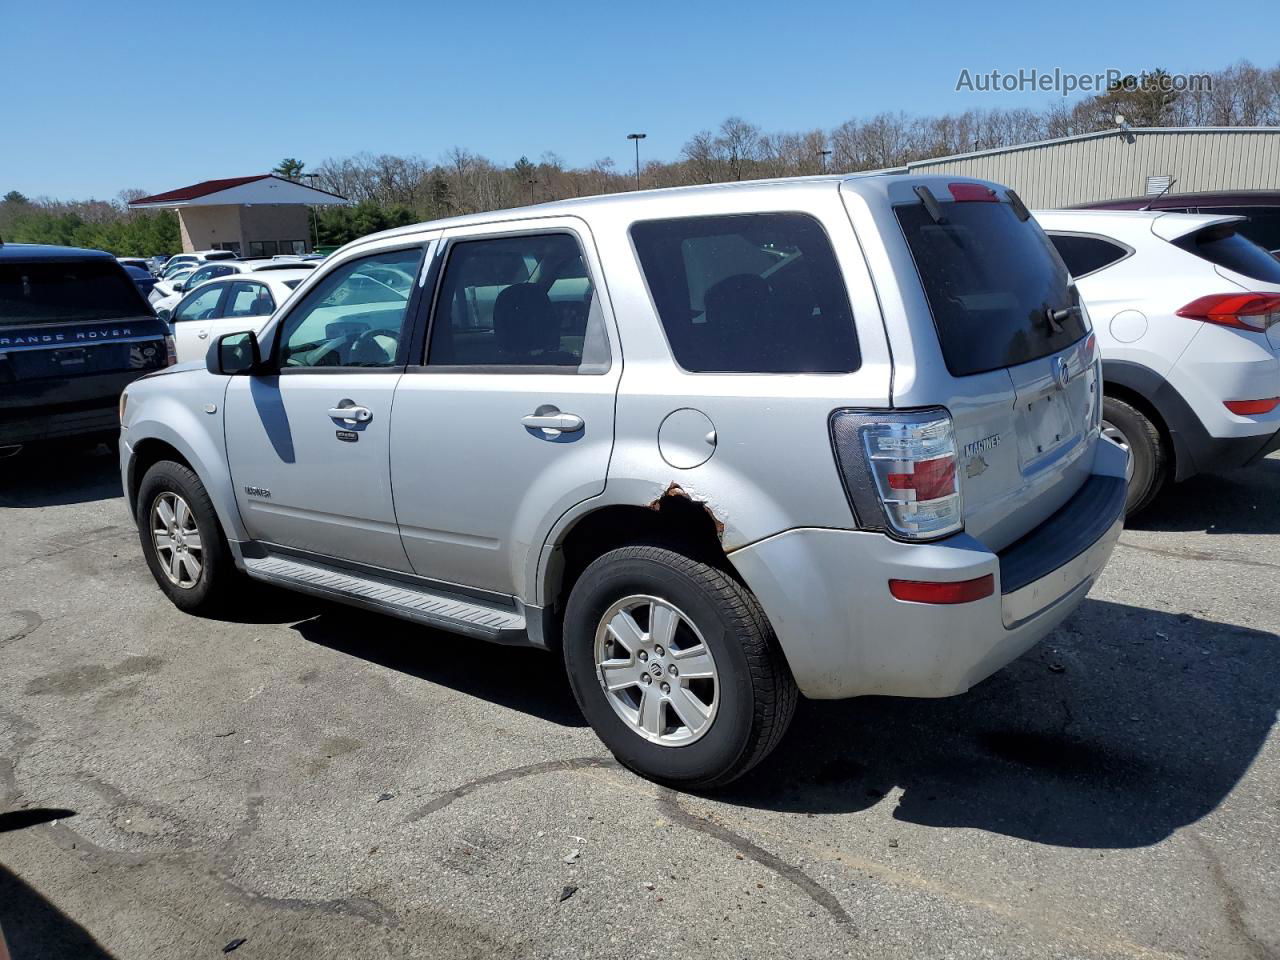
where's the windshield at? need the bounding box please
[0,259,151,325]
[897,199,1086,377]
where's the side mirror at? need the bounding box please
[156,307,171,323]
[173,281,186,292]
[207,330,262,375]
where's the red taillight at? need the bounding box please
[886,455,957,501]
[1085,333,1097,357]
[1224,397,1280,415]
[948,182,998,203]
[1176,293,1280,332]
[165,334,178,366]
[889,575,995,605]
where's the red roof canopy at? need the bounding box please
[131,175,273,205]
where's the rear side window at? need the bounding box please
[427,232,598,370]
[1047,233,1130,278]
[1173,224,1280,283]
[0,259,150,325]
[631,213,860,373]
[896,200,1085,377]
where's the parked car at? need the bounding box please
[1036,209,1280,513]
[122,264,159,299]
[1,242,171,456]
[1076,191,1280,257]
[159,269,310,363]
[150,259,317,314]
[116,256,152,273]
[120,175,1127,787]
[150,254,170,275]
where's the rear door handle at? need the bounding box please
[521,412,584,433]
[329,404,373,423]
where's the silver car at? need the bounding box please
[119,174,1127,787]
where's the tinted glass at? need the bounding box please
[896,201,1085,377]
[224,281,274,318]
[631,213,859,373]
[1173,224,1280,283]
[279,247,422,368]
[173,283,225,322]
[1199,209,1280,255]
[1047,233,1129,277]
[0,259,149,325]
[427,233,591,368]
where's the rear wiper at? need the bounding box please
[1046,305,1080,334]
[913,185,947,225]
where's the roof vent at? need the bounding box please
[1145,175,1173,196]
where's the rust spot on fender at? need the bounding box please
[648,482,725,540]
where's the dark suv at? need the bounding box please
[0,243,172,457]
[1076,191,1280,255]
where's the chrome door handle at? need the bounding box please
[521,412,584,433]
[197,331,209,339]
[328,404,373,423]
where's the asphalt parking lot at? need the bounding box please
[1,449,1278,960]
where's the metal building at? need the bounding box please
[886,127,1280,207]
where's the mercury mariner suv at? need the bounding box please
[119,175,1128,788]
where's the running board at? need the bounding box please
[241,554,529,644]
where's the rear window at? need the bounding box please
[1204,208,1280,254]
[896,200,1085,377]
[1172,224,1280,284]
[1047,233,1130,278]
[0,259,150,325]
[631,213,860,373]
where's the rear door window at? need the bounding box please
[1172,223,1280,283]
[1046,233,1130,278]
[0,259,150,325]
[630,213,859,373]
[896,199,1085,377]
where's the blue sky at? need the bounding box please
[4,0,1276,199]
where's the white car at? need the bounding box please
[1036,209,1280,513]
[161,269,311,363]
[151,259,317,311]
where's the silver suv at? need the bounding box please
[119,175,1128,787]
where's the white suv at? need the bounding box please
[120,176,1126,787]
[1035,210,1280,513]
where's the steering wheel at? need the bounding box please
[349,327,401,365]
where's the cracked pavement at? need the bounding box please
[1,447,1279,959]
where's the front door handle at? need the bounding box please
[328,404,373,424]
[197,330,209,339]
[521,411,584,433]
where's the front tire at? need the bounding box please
[1102,396,1168,515]
[137,460,236,614]
[563,546,797,789]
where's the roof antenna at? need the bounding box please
[1139,177,1177,211]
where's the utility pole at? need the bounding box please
[817,149,832,173]
[627,133,646,190]
[527,178,537,205]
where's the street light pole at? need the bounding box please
[626,133,646,191]
[301,173,321,251]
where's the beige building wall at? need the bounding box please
[176,204,312,254]
[239,205,313,255]
[177,206,243,253]
[902,129,1280,207]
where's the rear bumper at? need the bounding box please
[729,436,1127,700]
[0,402,119,445]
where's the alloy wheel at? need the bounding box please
[593,594,719,747]
[151,491,203,589]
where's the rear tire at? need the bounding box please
[1102,396,1167,515]
[563,545,797,789]
[136,460,237,614]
